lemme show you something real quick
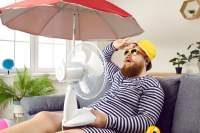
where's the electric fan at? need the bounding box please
[55,42,105,128]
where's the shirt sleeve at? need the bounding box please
[102,42,119,82]
[105,83,164,133]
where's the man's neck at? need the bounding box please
[138,69,148,77]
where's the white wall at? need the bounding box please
[106,0,200,73]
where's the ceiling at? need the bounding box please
[108,0,200,45]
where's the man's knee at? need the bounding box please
[34,111,60,131]
[34,111,52,121]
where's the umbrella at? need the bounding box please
[0,0,143,42]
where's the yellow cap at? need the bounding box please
[137,39,157,60]
[145,125,160,133]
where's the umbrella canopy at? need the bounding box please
[0,0,143,40]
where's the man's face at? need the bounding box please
[121,44,147,77]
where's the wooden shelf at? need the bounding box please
[148,72,182,77]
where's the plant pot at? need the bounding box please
[175,67,182,74]
[13,101,24,119]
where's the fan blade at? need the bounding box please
[57,42,106,100]
[78,42,104,76]
[86,52,104,76]
[55,59,66,81]
[76,74,105,100]
[81,44,92,64]
[79,79,90,94]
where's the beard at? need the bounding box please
[121,61,144,78]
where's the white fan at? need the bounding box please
[55,42,105,128]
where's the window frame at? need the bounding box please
[34,36,71,73]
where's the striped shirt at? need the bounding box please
[83,43,164,133]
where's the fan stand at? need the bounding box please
[62,84,78,126]
[62,83,96,128]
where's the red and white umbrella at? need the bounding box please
[0,0,143,41]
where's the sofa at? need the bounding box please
[21,74,200,133]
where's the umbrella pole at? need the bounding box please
[67,12,76,64]
[72,12,76,55]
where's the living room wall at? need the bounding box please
[105,0,200,73]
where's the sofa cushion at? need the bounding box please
[156,77,180,133]
[172,74,200,133]
[21,95,65,115]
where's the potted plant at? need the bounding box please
[0,67,55,118]
[169,52,188,74]
[187,41,200,72]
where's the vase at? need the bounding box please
[175,67,182,74]
[13,101,24,120]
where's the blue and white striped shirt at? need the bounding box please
[83,43,164,133]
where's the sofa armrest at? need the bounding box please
[21,95,65,115]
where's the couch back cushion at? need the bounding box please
[21,95,65,115]
[172,74,200,133]
[156,77,180,133]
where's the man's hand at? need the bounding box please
[89,109,108,128]
[113,37,136,50]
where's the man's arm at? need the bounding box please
[105,84,164,133]
[103,38,135,82]
[102,42,119,82]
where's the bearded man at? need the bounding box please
[80,38,164,133]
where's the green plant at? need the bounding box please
[187,41,200,62]
[169,52,188,67]
[0,67,55,109]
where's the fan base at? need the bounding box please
[62,108,96,127]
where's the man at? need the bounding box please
[1,38,164,133]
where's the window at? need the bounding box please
[15,31,30,68]
[37,37,68,72]
[0,23,31,69]
[0,0,30,71]
[37,38,99,73]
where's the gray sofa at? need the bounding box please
[21,74,200,133]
